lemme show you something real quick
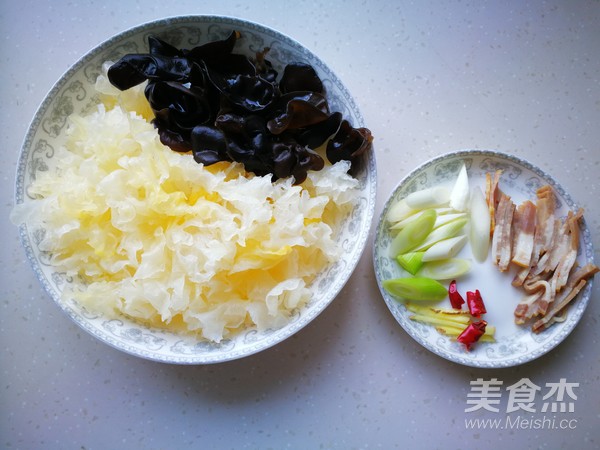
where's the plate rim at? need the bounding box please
[373,148,595,368]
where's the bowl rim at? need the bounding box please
[14,14,377,364]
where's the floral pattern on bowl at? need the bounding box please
[15,15,377,364]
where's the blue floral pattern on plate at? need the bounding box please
[373,150,594,368]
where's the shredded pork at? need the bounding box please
[491,192,515,272]
[486,173,598,332]
[511,200,537,268]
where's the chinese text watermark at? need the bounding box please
[464,378,580,430]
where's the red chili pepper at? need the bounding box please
[448,279,465,309]
[466,289,487,317]
[457,320,487,351]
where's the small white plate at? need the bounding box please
[373,150,595,368]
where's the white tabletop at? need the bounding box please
[2,1,599,449]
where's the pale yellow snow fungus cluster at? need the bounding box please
[14,67,359,342]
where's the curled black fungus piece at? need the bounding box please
[218,114,279,177]
[326,120,374,176]
[216,73,275,112]
[108,54,193,90]
[201,53,275,112]
[148,36,183,58]
[146,82,211,127]
[267,92,330,135]
[145,80,215,150]
[280,63,324,94]
[156,126,192,153]
[273,142,324,184]
[185,31,240,62]
[291,145,325,184]
[215,113,268,142]
[191,126,228,165]
[272,143,296,179]
[296,111,343,148]
[107,31,372,184]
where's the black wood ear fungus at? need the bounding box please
[108,31,372,183]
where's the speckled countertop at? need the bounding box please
[2,1,599,449]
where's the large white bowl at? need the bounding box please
[14,16,377,364]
